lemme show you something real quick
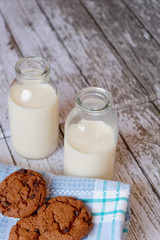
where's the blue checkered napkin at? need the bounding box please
[0,163,131,240]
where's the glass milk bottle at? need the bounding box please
[64,87,118,180]
[8,57,59,159]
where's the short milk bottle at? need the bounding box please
[64,87,118,180]
[8,57,59,159]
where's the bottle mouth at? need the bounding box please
[76,87,113,112]
[15,56,50,80]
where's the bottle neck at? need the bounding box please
[76,87,113,114]
[15,57,50,84]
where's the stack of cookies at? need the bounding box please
[0,169,93,240]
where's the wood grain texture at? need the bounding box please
[0,14,20,137]
[81,0,160,98]
[0,0,87,126]
[0,138,14,165]
[114,137,160,240]
[5,131,64,175]
[122,0,160,44]
[118,102,160,198]
[37,0,150,110]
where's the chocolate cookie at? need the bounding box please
[0,168,46,218]
[9,213,40,240]
[37,196,93,240]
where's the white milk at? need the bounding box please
[8,84,59,159]
[64,120,116,180]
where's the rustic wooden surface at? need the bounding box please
[0,0,159,239]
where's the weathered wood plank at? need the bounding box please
[6,130,64,174]
[81,0,160,98]
[122,0,160,45]
[60,125,160,239]
[118,102,160,198]
[115,137,160,240]
[0,14,20,137]
[36,0,149,109]
[0,137,14,165]
[0,1,87,130]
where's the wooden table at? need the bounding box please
[0,0,159,239]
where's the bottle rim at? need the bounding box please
[15,56,50,80]
[76,87,113,113]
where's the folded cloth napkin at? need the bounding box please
[0,163,131,240]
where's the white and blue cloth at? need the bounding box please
[0,163,131,240]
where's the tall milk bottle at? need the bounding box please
[64,87,118,180]
[8,57,59,159]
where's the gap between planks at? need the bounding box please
[31,0,149,105]
[37,0,160,112]
[79,0,160,102]
[1,125,64,168]
[120,133,160,200]
[122,0,160,47]
[0,125,16,165]
[36,0,91,88]
[0,9,22,57]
